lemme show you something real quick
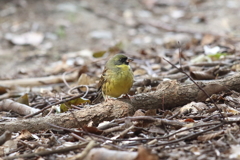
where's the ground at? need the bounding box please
[1,0,240,159]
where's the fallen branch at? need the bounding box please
[0,99,40,116]
[0,73,239,134]
[0,72,78,87]
[130,73,239,110]
[0,101,134,134]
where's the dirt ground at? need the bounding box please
[1,0,240,159]
[1,0,240,78]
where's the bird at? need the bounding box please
[94,54,134,102]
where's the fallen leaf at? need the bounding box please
[77,73,95,88]
[190,71,215,80]
[60,98,90,112]
[17,130,32,140]
[184,118,195,122]
[17,93,29,106]
[201,34,216,46]
[0,139,18,154]
[197,130,224,142]
[83,126,103,135]
[0,86,7,95]
[135,146,158,160]
[180,102,208,115]
[93,50,107,58]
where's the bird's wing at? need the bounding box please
[97,68,108,92]
[92,68,108,103]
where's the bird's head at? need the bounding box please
[107,54,133,67]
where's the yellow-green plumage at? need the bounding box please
[102,64,133,98]
[96,54,134,101]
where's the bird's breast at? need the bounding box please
[103,65,133,98]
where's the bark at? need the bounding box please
[0,101,134,134]
[0,73,239,134]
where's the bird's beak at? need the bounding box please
[127,58,133,63]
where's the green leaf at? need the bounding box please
[93,51,106,58]
[60,98,91,112]
[207,53,227,60]
[17,93,29,105]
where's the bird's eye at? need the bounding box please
[120,57,127,63]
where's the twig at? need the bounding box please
[67,85,89,98]
[68,141,97,160]
[162,57,225,120]
[112,121,222,142]
[24,94,84,118]
[3,142,88,160]
[0,131,11,145]
[70,133,87,142]
[151,122,224,147]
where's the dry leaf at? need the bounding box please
[0,86,7,95]
[197,130,224,142]
[148,125,165,135]
[77,73,95,87]
[17,130,32,140]
[0,139,18,154]
[201,34,216,46]
[133,110,146,117]
[145,109,157,116]
[83,126,103,135]
[180,102,208,115]
[218,104,240,114]
[133,69,147,76]
[232,64,240,72]
[135,146,158,160]
[190,71,215,80]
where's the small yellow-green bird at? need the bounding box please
[95,54,134,102]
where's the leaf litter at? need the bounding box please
[1,0,240,159]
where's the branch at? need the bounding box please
[130,73,239,110]
[0,73,239,134]
[0,72,78,87]
[0,101,134,134]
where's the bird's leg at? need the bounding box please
[119,94,131,99]
[104,95,116,102]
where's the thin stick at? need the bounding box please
[3,142,88,160]
[24,94,84,118]
[162,57,225,120]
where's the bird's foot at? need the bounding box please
[119,94,132,99]
[104,96,117,102]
